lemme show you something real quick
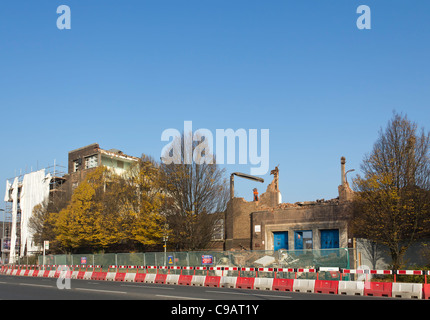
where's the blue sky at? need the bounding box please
[0,0,429,205]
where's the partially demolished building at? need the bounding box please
[224,157,354,252]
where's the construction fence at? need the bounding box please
[32,248,350,279]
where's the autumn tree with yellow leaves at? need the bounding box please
[352,112,430,269]
[52,157,167,253]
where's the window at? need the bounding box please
[73,160,80,172]
[212,219,224,241]
[85,155,98,169]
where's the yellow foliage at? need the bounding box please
[54,161,168,252]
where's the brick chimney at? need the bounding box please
[338,156,353,202]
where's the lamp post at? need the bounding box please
[345,169,355,184]
[163,235,169,266]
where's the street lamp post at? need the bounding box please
[163,235,169,266]
[345,169,355,184]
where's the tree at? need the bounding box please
[53,157,167,253]
[126,155,167,249]
[55,167,105,252]
[352,112,430,269]
[160,132,229,250]
[29,182,71,253]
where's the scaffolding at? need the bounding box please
[3,161,67,264]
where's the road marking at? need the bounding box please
[205,290,246,295]
[75,288,127,294]
[156,294,209,300]
[205,290,292,299]
[254,293,292,299]
[120,284,174,290]
[19,283,54,288]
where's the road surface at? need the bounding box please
[0,274,390,300]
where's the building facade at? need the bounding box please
[3,143,139,263]
[224,157,354,252]
[65,143,139,195]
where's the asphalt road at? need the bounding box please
[0,274,388,301]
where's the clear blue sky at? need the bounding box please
[0,1,429,205]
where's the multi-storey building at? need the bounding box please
[3,143,139,263]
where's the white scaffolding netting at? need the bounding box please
[9,177,19,263]
[5,170,51,262]
[20,169,51,257]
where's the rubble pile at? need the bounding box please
[277,197,339,209]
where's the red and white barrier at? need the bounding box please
[1,265,429,299]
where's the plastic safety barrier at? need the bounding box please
[77,271,86,279]
[124,273,136,282]
[236,277,255,289]
[144,273,157,283]
[154,273,168,284]
[191,275,206,286]
[272,278,294,292]
[114,266,128,282]
[254,277,274,291]
[114,272,126,282]
[204,276,221,287]
[293,279,315,293]
[364,281,392,297]
[392,283,422,299]
[314,280,339,294]
[54,267,63,278]
[43,269,51,278]
[4,264,430,299]
[166,274,180,285]
[338,280,364,296]
[106,266,118,281]
[178,275,193,286]
[220,276,237,288]
[124,266,139,282]
[135,273,146,283]
[423,284,430,300]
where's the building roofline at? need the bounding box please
[68,143,100,154]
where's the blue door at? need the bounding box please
[320,229,339,249]
[273,232,288,251]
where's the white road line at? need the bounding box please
[156,294,209,300]
[205,290,292,299]
[254,293,292,299]
[120,284,174,290]
[75,288,127,294]
[19,283,54,288]
[205,290,246,295]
